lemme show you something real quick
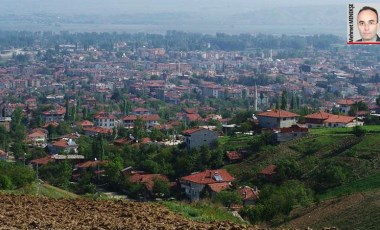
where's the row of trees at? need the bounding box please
[0,30,342,53]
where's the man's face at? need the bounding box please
[357,9,379,41]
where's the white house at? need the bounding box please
[257,109,300,129]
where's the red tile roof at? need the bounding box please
[257,109,299,118]
[304,111,332,120]
[42,107,66,116]
[186,113,202,121]
[323,115,355,124]
[76,160,108,168]
[260,164,277,176]
[182,127,205,135]
[129,173,169,191]
[238,186,260,200]
[28,130,47,138]
[133,107,150,113]
[0,150,6,157]
[43,121,59,128]
[30,156,54,165]
[226,151,243,161]
[77,120,94,127]
[83,127,113,135]
[208,182,232,192]
[183,108,198,114]
[180,169,234,185]
[337,99,355,106]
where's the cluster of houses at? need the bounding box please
[0,36,378,208]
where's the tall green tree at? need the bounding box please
[281,90,288,110]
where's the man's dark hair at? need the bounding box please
[358,6,378,23]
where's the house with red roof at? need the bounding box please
[42,107,66,122]
[180,169,235,202]
[238,186,260,206]
[257,109,299,129]
[182,127,218,150]
[304,111,332,128]
[305,111,362,128]
[76,120,94,128]
[93,111,119,129]
[72,159,108,181]
[272,124,308,142]
[0,149,7,160]
[82,126,113,136]
[48,138,78,154]
[122,114,160,129]
[26,129,48,147]
[226,150,243,162]
[259,164,277,181]
[128,173,170,199]
[132,107,151,115]
[336,99,355,115]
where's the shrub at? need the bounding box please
[352,125,367,137]
[0,175,13,189]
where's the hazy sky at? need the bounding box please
[2,0,351,15]
[1,0,378,35]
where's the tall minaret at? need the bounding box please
[254,83,258,111]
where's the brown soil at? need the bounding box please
[0,194,255,229]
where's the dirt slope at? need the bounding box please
[0,194,255,229]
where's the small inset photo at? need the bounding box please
[347,3,380,44]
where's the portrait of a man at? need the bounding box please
[356,6,380,42]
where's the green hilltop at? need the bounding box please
[222,125,380,228]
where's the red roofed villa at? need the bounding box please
[180,169,235,202]
[257,109,300,129]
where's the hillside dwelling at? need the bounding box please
[0,150,7,160]
[48,138,78,154]
[128,173,170,200]
[257,109,300,129]
[30,155,84,167]
[304,111,333,128]
[93,111,119,129]
[0,117,11,132]
[76,120,94,128]
[259,164,277,182]
[42,107,66,122]
[182,127,218,150]
[226,150,244,163]
[238,186,260,206]
[323,115,362,128]
[122,114,160,129]
[336,99,355,115]
[180,169,235,202]
[72,160,108,181]
[82,126,113,136]
[26,129,48,147]
[305,111,362,128]
[273,124,308,143]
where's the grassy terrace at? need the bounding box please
[163,200,245,224]
[309,125,380,135]
[1,182,79,199]
[318,172,380,200]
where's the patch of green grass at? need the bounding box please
[309,125,380,135]
[163,200,245,224]
[289,135,340,155]
[218,135,253,149]
[318,173,380,201]
[1,182,79,199]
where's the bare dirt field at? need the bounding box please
[0,194,255,229]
